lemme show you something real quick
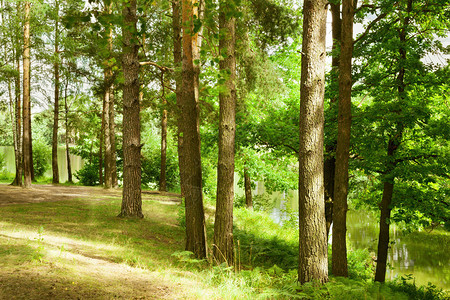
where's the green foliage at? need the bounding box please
[387,275,448,300]
[74,163,99,186]
[32,140,51,178]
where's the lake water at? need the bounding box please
[0,146,84,183]
[264,189,449,291]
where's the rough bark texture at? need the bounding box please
[298,0,328,284]
[180,0,207,259]
[331,0,356,278]
[99,100,105,186]
[22,1,32,188]
[244,167,253,210]
[52,7,60,184]
[172,0,185,197]
[213,1,236,265]
[375,0,411,282]
[119,0,143,218]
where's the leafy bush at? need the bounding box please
[74,163,99,186]
[141,140,179,191]
[32,140,51,178]
[387,275,448,300]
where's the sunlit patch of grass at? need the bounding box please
[0,197,185,272]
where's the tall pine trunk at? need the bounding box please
[213,0,236,265]
[331,0,355,277]
[119,0,143,218]
[324,1,342,238]
[180,0,207,259]
[104,1,113,189]
[22,1,32,188]
[159,72,168,192]
[64,84,72,183]
[12,52,23,186]
[52,4,60,184]
[172,0,185,197]
[298,0,328,284]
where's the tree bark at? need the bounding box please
[99,101,104,186]
[119,0,143,218]
[52,4,60,184]
[244,167,253,210]
[22,1,32,188]
[331,0,356,278]
[180,0,207,258]
[298,0,328,284]
[213,0,236,265]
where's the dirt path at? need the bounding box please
[0,184,181,206]
[0,184,192,300]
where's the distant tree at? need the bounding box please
[52,0,61,184]
[298,0,328,284]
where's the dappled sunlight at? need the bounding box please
[0,222,121,254]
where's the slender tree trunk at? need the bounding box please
[213,0,236,265]
[375,0,411,282]
[52,4,60,184]
[298,0,328,284]
[331,0,356,278]
[172,0,185,197]
[104,1,113,189]
[159,73,168,192]
[374,179,394,282]
[64,84,72,183]
[99,101,104,186]
[244,167,253,210]
[103,88,111,188]
[324,1,342,238]
[22,1,32,188]
[109,90,118,188]
[119,0,143,218]
[180,0,207,258]
[12,52,23,186]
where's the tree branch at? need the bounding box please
[139,61,174,72]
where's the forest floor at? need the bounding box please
[0,183,207,299]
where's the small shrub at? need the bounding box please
[74,163,99,186]
[32,140,51,178]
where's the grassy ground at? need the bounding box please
[0,184,448,299]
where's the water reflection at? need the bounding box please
[269,192,449,291]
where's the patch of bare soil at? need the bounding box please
[0,184,181,206]
[0,184,187,299]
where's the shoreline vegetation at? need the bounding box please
[0,184,447,299]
